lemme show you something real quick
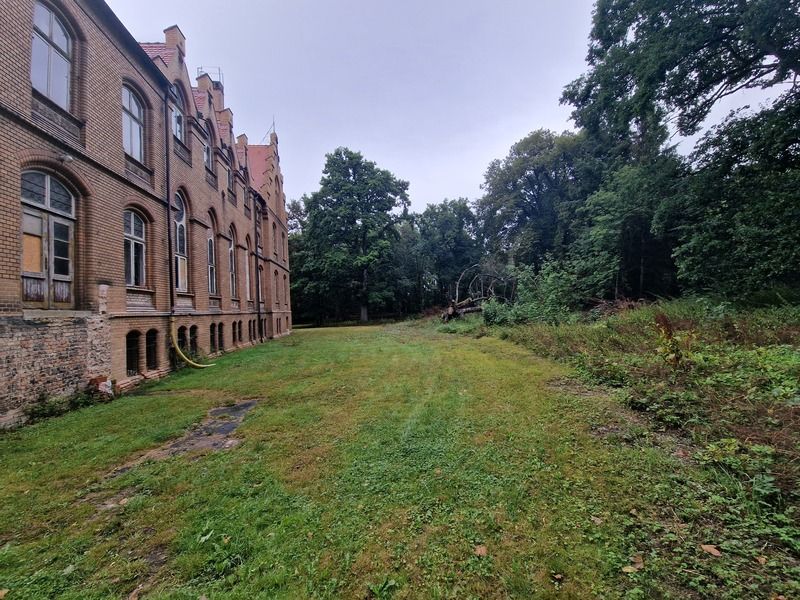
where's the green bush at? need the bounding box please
[483,260,581,326]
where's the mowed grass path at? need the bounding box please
[1,324,714,598]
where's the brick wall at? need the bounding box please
[0,0,291,422]
[0,313,111,423]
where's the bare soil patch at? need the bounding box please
[108,400,257,478]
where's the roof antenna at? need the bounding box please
[258,118,277,145]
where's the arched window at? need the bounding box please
[145,329,158,371]
[210,323,217,353]
[284,274,288,306]
[31,1,71,110]
[228,226,237,298]
[123,210,146,287]
[126,331,141,376]
[272,221,277,255]
[177,326,187,351]
[274,270,279,305]
[281,231,286,261]
[218,323,225,351]
[207,222,217,295]
[122,86,145,162]
[21,170,75,308]
[255,207,263,253]
[173,192,188,292]
[244,237,252,301]
[203,121,214,170]
[189,325,198,354]
[171,84,186,142]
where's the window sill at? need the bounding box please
[31,89,83,141]
[126,286,154,294]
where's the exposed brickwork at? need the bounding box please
[0,0,291,420]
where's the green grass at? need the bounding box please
[1,323,797,598]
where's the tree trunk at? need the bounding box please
[360,304,368,323]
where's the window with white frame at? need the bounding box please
[123,210,146,287]
[20,170,75,307]
[228,227,237,298]
[244,239,252,301]
[203,121,214,170]
[173,192,188,292]
[207,226,217,295]
[171,85,186,142]
[122,86,145,162]
[31,1,71,110]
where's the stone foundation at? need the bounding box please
[0,312,112,425]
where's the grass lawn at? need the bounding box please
[0,323,796,599]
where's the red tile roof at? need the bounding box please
[247,144,275,192]
[139,42,176,66]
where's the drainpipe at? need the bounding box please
[163,86,214,369]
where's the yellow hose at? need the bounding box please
[169,316,216,369]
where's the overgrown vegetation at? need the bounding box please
[2,325,798,598]
[442,298,800,598]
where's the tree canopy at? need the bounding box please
[289,0,800,322]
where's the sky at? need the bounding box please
[106,0,597,211]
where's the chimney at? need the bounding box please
[164,25,186,58]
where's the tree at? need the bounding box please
[476,129,601,267]
[671,91,800,295]
[303,148,409,322]
[416,199,482,305]
[563,0,800,145]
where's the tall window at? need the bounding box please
[255,208,263,253]
[122,86,144,162]
[284,274,288,306]
[171,85,186,142]
[123,210,145,287]
[281,232,286,261]
[227,167,235,195]
[244,238,252,301]
[274,270,279,305]
[207,226,217,295]
[21,170,75,307]
[272,222,277,255]
[173,192,188,292]
[228,227,237,298]
[31,1,71,110]
[203,122,214,170]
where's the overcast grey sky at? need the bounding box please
[106,0,597,210]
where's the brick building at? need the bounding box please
[0,0,291,425]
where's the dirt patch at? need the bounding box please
[108,400,257,478]
[547,377,611,399]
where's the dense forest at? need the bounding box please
[289,0,800,324]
